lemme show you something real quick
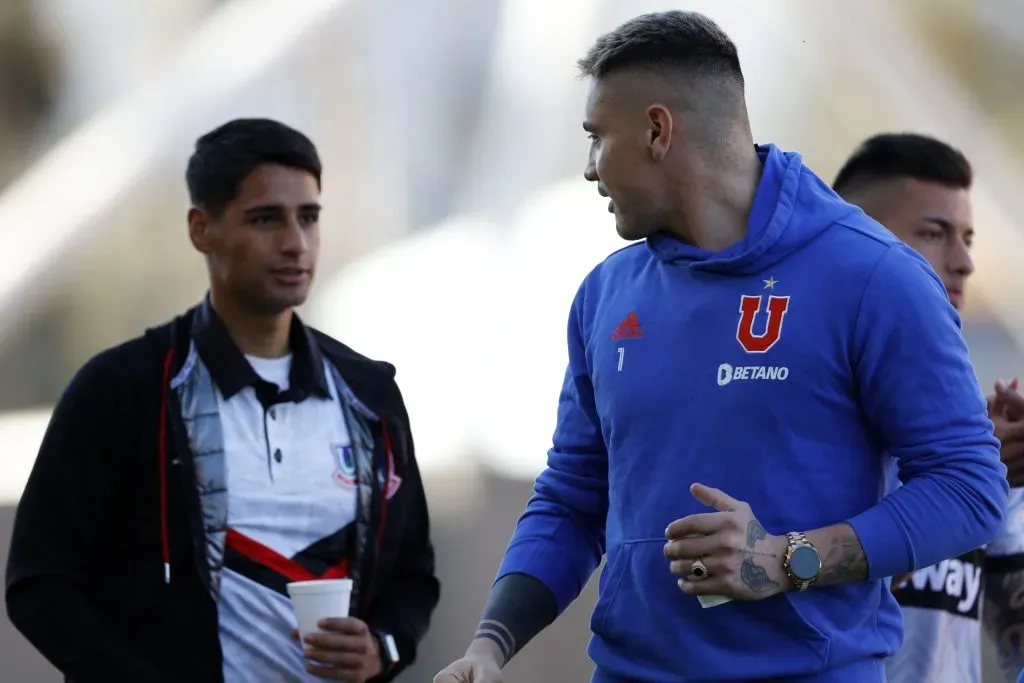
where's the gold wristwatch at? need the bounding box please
[783,531,822,591]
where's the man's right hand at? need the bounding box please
[991,378,1023,419]
[434,638,505,683]
[989,379,1024,487]
[432,656,503,683]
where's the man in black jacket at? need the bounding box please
[5,118,439,683]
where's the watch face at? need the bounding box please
[790,546,821,581]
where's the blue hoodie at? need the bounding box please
[496,145,1007,682]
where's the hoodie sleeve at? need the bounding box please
[847,244,1007,580]
[494,284,609,615]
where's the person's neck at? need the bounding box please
[209,291,292,359]
[667,142,763,252]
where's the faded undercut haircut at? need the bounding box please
[833,133,972,195]
[185,118,322,218]
[577,10,743,87]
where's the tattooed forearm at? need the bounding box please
[805,523,868,586]
[981,563,1024,681]
[467,573,558,667]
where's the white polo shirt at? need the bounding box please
[884,459,1024,683]
[216,353,359,683]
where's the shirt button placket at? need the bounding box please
[268,406,283,470]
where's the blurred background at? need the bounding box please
[0,0,1023,680]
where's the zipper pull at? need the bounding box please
[164,562,171,584]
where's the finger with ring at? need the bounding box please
[690,558,709,580]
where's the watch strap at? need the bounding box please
[373,630,400,673]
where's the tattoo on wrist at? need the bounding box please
[740,557,779,593]
[474,620,515,665]
[738,520,780,593]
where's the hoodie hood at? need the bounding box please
[646,144,858,275]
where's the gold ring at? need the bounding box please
[690,558,708,580]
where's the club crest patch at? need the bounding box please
[332,443,356,487]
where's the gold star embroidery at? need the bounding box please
[763,276,778,290]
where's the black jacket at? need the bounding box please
[5,302,439,682]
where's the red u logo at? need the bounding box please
[736,295,790,353]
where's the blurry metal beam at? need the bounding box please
[0,0,347,350]
[454,0,604,217]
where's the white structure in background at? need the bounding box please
[976,0,1024,47]
[310,217,505,474]
[311,179,623,480]
[474,180,625,479]
[3,0,1024,502]
[0,0,346,349]
[0,410,52,505]
[455,0,603,216]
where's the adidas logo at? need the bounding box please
[611,311,644,340]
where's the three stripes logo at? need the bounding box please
[611,311,644,340]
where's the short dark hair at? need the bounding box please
[185,118,322,217]
[832,133,972,195]
[577,11,743,86]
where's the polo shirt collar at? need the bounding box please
[191,295,330,401]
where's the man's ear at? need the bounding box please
[188,206,215,255]
[646,104,674,162]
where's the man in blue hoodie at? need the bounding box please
[434,11,1007,683]
[833,132,1024,683]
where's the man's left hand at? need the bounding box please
[664,483,790,601]
[293,617,382,682]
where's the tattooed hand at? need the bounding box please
[664,483,789,601]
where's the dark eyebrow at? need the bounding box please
[242,203,321,216]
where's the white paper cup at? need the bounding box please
[287,579,353,639]
[697,594,733,608]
